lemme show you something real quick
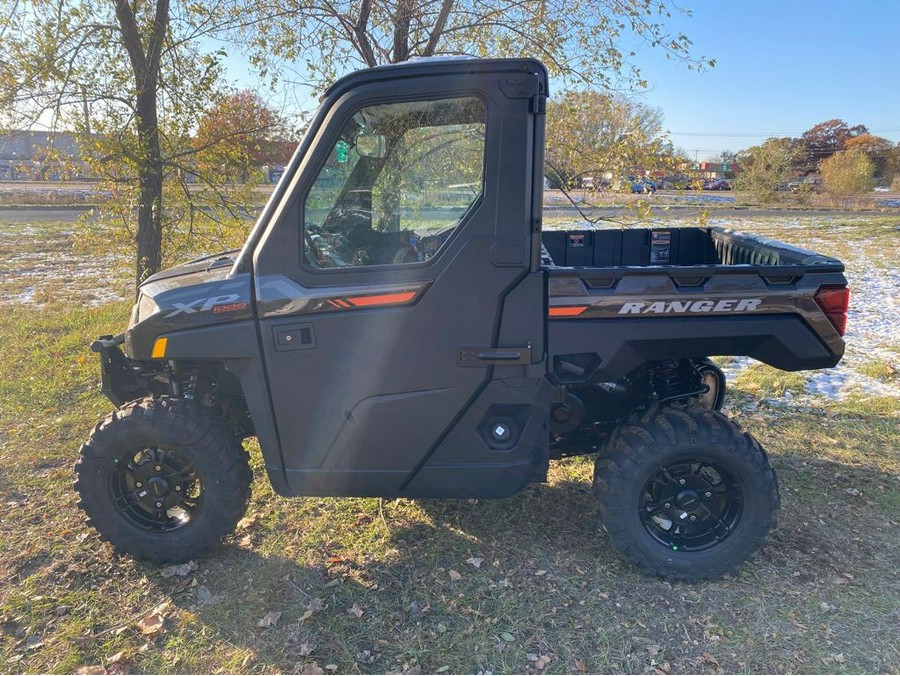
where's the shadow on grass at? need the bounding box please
[143,452,899,673]
[3,417,897,673]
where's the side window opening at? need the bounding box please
[303,97,486,269]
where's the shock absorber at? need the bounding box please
[183,366,200,400]
[167,361,182,398]
[651,360,707,403]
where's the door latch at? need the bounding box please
[456,343,532,367]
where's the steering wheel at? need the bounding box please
[304,223,365,268]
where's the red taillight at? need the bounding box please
[815,286,850,336]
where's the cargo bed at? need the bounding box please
[542,227,848,380]
[541,226,843,271]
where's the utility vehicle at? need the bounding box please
[76,58,850,581]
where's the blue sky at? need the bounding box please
[631,1,900,159]
[217,1,900,158]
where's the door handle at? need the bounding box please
[456,343,532,367]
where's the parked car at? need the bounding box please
[702,178,730,191]
[630,177,657,194]
[665,175,693,190]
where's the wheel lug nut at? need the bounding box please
[705,491,712,498]
[690,515,697,522]
[679,479,686,485]
[174,486,181,492]
[154,465,162,471]
[664,502,671,509]
[155,501,163,508]
[135,481,143,488]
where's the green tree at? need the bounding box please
[820,149,874,198]
[0,0,248,285]
[544,91,667,189]
[734,137,797,203]
[843,133,895,181]
[232,0,713,95]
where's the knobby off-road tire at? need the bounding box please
[74,397,252,564]
[593,404,779,582]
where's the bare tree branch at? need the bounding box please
[422,0,454,56]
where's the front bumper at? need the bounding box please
[91,334,145,406]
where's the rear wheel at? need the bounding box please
[593,404,778,581]
[75,397,252,563]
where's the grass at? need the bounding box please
[733,364,809,399]
[1,305,899,674]
[856,359,899,384]
[1,214,899,674]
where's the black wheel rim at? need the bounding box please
[108,447,202,532]
[639,457,743,552]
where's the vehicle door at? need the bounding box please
[252,60,547,496]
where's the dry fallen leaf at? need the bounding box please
[646,644,662,657]
[106,651,128,665]
[466,557,484,569]
[348,603,364,618]
[298,662,325,675]
[356,649,377,664]
[257,611,282,627]
[160,561,197,578]
[534,655,551,670]
[105,655,130,676]
[448,569,462,582]
[574,658,588,672]
[195,585,220,607]
[24,635,44,651]
[75,667,106,675]
[534,570,547,576]
[136,604,168,636]
[237,515,258,531]
[702,652,720,668]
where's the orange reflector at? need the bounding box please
[548,306,588,317]
[346,291,417,307]
[151,337,168,359]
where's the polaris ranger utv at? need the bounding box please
[76,58,850,581]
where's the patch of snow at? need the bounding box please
[15,286,35,302]
[655,193,737,205]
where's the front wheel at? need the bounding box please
[593,404,779,581]
[75,397,252,563]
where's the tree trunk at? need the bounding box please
[134,91,164,288]
[113,0,169,291]
[392,0,414,62]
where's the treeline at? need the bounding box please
[734,120,899,202]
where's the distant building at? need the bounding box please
[699,161,740,179]
[0,131,87,180]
